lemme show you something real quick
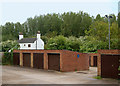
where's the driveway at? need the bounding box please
[1,66,118,84]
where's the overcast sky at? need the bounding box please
[0,0,119,25]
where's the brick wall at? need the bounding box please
[97,50,120,54]
[61,50,89,71]
[13,50,89,72]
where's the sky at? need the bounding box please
[0,0,119,25]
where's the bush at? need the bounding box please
[46,35,67,50]
[2,52,13,65]
[66,36,82,52]
[2,40,19,65]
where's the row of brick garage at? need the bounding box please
[13,50,89,72]
[13,49,120,79]
[14,53,60,71]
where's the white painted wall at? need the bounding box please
[37,33,40,39]
[19,35,23,40]
[19,42,36,50]
[36,38,44,50]
[19,40,44,50]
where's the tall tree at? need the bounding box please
[118,13,120,28]
[118,13,120,49]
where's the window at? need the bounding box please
[24,44,26,46]
[28,44,31,47]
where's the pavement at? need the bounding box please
[1,65,119,84]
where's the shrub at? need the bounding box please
[46,35,67,50]
[2,40,19,65]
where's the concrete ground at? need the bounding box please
[1,66,119,84]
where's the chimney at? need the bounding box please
[37,31,41,39]
[19,32,23,40]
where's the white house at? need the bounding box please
[18,31,44,50]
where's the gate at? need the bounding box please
[33,53,44,69]
[13,53,20,65]
[101,54,119,79]
[23,53,31,67]
[48,53,60,71]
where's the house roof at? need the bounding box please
[18,38,37,43]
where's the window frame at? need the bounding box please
[28,44,31,47]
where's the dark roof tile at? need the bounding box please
[18,38,37,43]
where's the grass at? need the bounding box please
[94,76,102,79]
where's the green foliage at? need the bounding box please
[46,35,67,50]
[2,40,19,52]
[61,11,92,37]
[118,66,120,71]
[2,40,19,65]
[46,35,98,53]
[85,21,119,50]
[66,36,82,51]
[1,11,93,41]
[86,21,108,41]
[41,36,49,44]
[118,13,120,28]
[95,14,104,21]
[79,36,106,53]
[94,76,102,79]
[1,11,119,53]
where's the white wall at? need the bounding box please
[19,35,23,40]
[19,40,44,50]
[19,42,36,50]
[36,39,44,50]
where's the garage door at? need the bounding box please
[89,56,91,66]
[48,53,60,71]
[13,53,20,65]
[101,54,119,79]
[23,53,31,67]
[93,56,97,67]
[33,53,44,69]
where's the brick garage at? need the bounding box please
[89,53,98,67]
[13,50,89,72]
[97,49,120,79]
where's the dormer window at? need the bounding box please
[28,44,31,47]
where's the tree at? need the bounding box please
[86,21,118,49]
[61,11,92,37]
[118,13,120,28]
[118,13,120,49]
[86,21,108,41]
